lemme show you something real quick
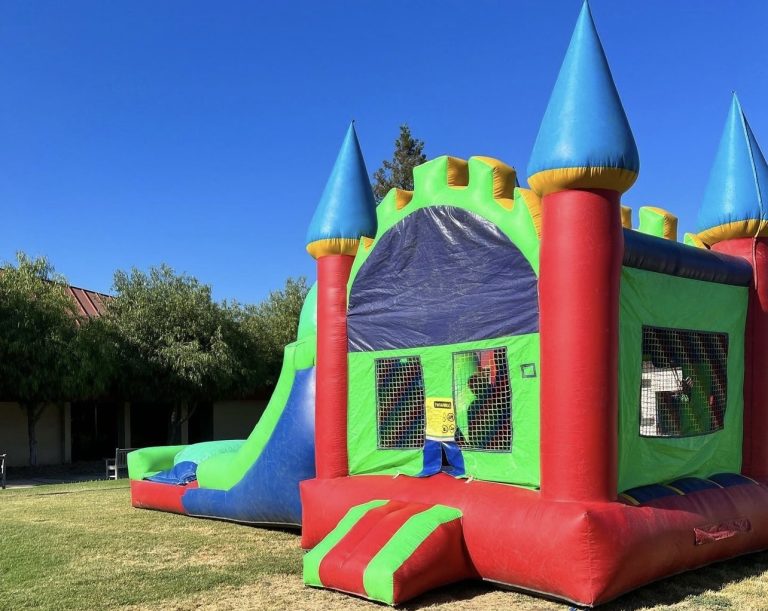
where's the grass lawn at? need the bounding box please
[2,481,768,610]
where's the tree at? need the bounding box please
[371,124,427,202]
[73,314,121,400]
[0,253,81,465]
[106,265,236,443]
[238,277,309,389]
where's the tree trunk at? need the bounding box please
[168,403,182,444]
[167,401,199,445]
[24,403,45,466]
[182,402,198,424]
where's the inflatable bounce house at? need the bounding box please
[299,2,768,607]
[126,285,317,526]
[127,1,768,605]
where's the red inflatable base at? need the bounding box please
[301,474,768,606]
[130,479,197,514]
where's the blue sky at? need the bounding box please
[2,1,767,303]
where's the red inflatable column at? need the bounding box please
[540,188,622,503]
[712,237,768,480]
[305,123,377,479]
[315,254,354,479]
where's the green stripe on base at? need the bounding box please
[362,504,463,604]
[303,499,389,587]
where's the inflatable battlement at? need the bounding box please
[366,156,541,278]
[379,155,698,256]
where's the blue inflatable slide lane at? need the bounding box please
[128,284,318,527]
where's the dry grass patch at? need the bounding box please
[125,574,558,611]
[3,480,768,610]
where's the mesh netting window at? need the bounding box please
[375,356,426,449]
[640,326,728,438]
[452,347,512,452]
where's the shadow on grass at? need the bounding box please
[398,550,768,610]
[5,460,104,480]
[34,485,131,496]
[402,581,502,609]
[602,550,768,610]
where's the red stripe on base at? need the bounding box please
[392,517,476,604]
[130,479,197,514]
[318,500,428,596]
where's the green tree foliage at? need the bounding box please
[237,277,309,389]
[371,124,427,202]
[0,254,80,465]
[73,314,120,401]
[106,265,237,443]
[0,253,310,454]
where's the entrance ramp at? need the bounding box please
[304,499,474,605]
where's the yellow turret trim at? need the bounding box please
[697,219,768,247]
[528,166,638,197]
[306,238,361,259]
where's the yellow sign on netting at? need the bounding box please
[425,397,456,440]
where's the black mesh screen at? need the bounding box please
[640,326,728,438]
[452,347,512,452]
[375,356,425,449]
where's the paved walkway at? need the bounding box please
[2,461,109,490]
[4,473,110,489]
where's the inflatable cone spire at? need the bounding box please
[527,0,638,196]
[306,122,377,259]
[697,94,768,246]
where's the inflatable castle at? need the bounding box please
[127,1,768,606]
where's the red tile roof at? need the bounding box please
[66,285,110,319]
[0,269,111,320]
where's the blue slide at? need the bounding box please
[128,284,317,527]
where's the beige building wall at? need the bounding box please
[0,402,64,467]
[213,400,267,440]
[0,402,27,467]
[0,399,267,467]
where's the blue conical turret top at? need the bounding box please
[306,122,378,259]
[696,94,768,245]
[527,1,639,196]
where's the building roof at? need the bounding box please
[0,268,111,320]
[66,284,110,319]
